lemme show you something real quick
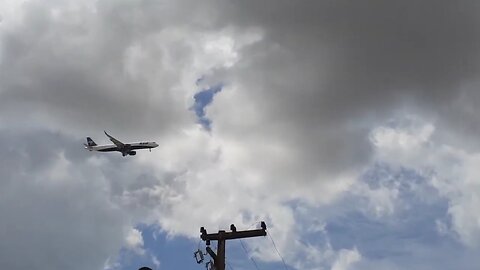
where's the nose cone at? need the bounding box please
[153,142,159,148]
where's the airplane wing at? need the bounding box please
[104,131,125,147]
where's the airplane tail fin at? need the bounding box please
[86,137,97,147]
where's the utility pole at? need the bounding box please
[199,222,267,270]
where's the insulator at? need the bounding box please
[206,260,215,270]
[261,221,267,230]
[194,249,205,264]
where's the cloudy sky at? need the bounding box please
[1,0,480,269]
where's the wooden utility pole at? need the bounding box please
[200,222,267,270]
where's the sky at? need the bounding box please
[1,0,480,269]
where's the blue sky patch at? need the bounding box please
[191,84,223,130]
[117,225,200,270]
[283,163,480,269]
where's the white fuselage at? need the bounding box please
[87,142,159,152]
[85,132,159,156]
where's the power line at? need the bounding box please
[226,259,235,270]
[267,231,289,270]
[240,239,261,270]
[247,221,263,229]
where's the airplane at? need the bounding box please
[84,131,159,156]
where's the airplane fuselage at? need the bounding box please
[88,142,158,155]
[85,132,158,156]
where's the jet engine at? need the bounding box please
[128,151,137,156]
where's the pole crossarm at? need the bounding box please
[201,229,266,241]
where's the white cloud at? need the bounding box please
[151,254,161,269]
[355,182,399,217]
[370,117,436,167]
[331,248,361,270]
[371,117,480,248]
[125,228,145,255]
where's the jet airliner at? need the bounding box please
[84,131,158,156]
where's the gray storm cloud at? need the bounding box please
[203,1,480,191]
[3,0,480,141]
[1,0,480,269]
[0,130,125,269]
[0,0,197,138]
